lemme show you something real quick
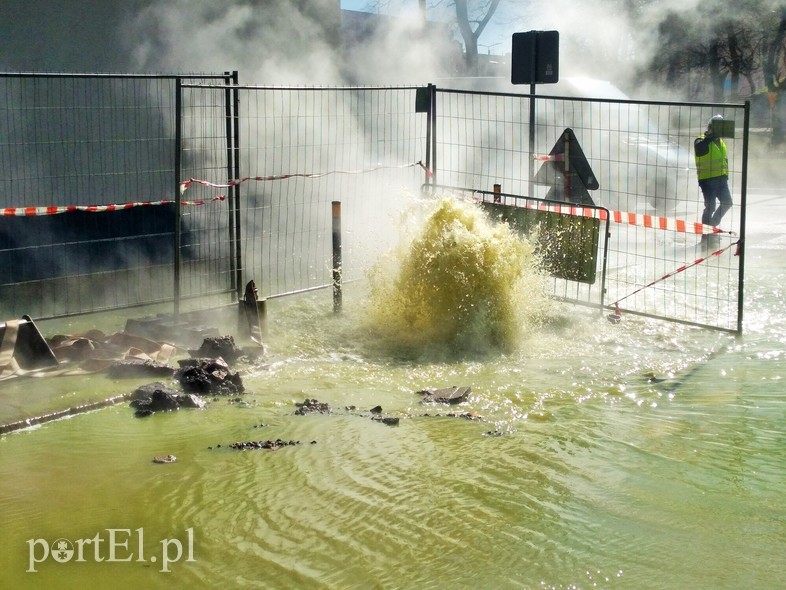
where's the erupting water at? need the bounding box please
[364,196,552,356]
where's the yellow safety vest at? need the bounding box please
[695,135,728,180]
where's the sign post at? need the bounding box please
[511,30,560,198]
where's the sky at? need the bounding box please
[1,0,712,95]
[338,0,542,56]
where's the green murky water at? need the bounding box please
[1,195,785,589]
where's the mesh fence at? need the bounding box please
[0,76,746,332]
[0,73,232,319]
[433,88,747,332]
[179,84,429,301]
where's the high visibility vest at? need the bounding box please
[695,135,728,180]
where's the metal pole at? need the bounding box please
[231,71,242,301]
[224,72,236,296]
[528,40,537,199]
[564,129,570,200]
[332,201,342,313]
[431,84,437,186]
[425,83,433,187]
[174,77,182,319]
[736,101,750,335]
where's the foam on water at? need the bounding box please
[363,196,553,358]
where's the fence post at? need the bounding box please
[223,71,243,302]
[737,100,750,335]
[174,77,183,319]
[332,201,342,313]
[430,84,437,185]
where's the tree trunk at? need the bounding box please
[454,0,500,75]
[765,8,786,144]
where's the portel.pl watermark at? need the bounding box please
[27,528,195,573]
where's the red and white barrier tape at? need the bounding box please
[181,160,431,193]
[480,196,732,237]
[610,239,741,312]
[2,196,225,217]
[3,161,432,217]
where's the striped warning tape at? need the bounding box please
[610,239,741,312]
[477,195,733,237]
[2,196,225,217]
[1,161,431,217]
[181,160,431,192]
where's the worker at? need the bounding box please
[694,115,732,247]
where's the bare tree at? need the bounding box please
[364,0,502,74]
[451,0,502,73]
[764,6,786,142]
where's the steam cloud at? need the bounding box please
[2,0,458,84]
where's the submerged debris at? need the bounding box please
[108,358,176,379]
[152,454,177,464]
[416,386,472,405]
[371,416,400,426]
[227,439,301,450]
[177,357,244,395]
[294,398,331,415]
[189,335,245,365]
[422,411,482,420]
[129,384,208,418]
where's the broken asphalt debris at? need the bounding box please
[294,398,331,415]
[188,335,253,365]
[416,386,471,405]
[129,382,207,418]
[371,416,400,426]
[108,358,176,379]
[177,357,244,395]
[228,439,301,450]
[129,335,251,417]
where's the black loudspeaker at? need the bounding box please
[511,30,559,85]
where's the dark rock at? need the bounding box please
[370,405,383,414]
[130,388,180,416]
[130,386,206,416]
[176,357,244,395]
[108,358,175,379]
[130,382,180,402]
[125,314,219,349]
[178,356,230,371]
[189,335,244,365]
[175,393,207,409]
[371,416,400,426]
[294,398,331,415]
[227,439,300,450]
[450,411,482,420]
[417,386,471,405]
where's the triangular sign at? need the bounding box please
[534,128,599,191]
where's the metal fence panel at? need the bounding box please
[179,84,430,301]
[0,76,746,333]
[0,73,232,319]
[433,87,746,332]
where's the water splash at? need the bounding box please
[363,196,552,358]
